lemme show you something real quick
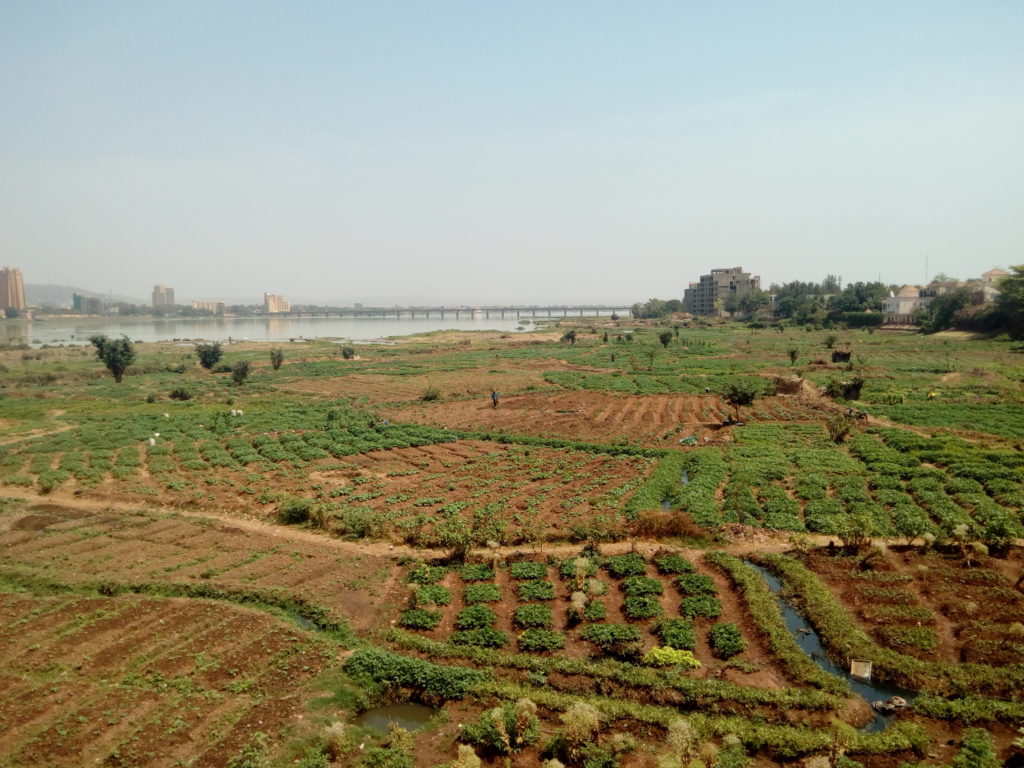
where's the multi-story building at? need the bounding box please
[0,267,27,312]
[263,293,290,313]
[683,267,761,315]
[191,300,225,315]
[72,293,104,315]
[152,285,175,308]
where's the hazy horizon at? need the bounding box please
[3,2,1022,304]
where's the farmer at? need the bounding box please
[491,390,500,409]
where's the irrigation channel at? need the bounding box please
[745,562,918,733]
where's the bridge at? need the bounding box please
[254,305,631,319]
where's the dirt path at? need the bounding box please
[0,422,74,446]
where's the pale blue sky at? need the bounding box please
[2,2,1022,304]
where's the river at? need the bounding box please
[2,314,548,347]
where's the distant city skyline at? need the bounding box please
[3,3,1022,303]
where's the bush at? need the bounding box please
[340,345,356,359]
[655,554,695,574]
[641,646,701,669]
[680,595,722,619]
[414,584,451,607]
[518,580,556,601]
[583,601,606,621]
[581,623,642,655]
[464,584,501,604]
[450,628,508,648]
[710,622,746,658]
[400,609,441,630]
[623,595,663,620]
[602,553,648,578]
[621,575,663,597]
[518,629,566,652]
[421,386,441,402]
[676,573,716,595]
[343,647,486,699]
[656,618,696,650]
[460,563,495,581]
[278,496,314,524]
[951,728,999,768]
[509,561,547,580]
[196,342,223,370]
[462,699,540,754]
[456,605,497,630]
[168,387,192,401]
[514,604,553,629]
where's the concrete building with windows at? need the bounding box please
[263,293,290,313]
[683,266,760,315]
[0,267,27,312]
[72,293,105,315]
[152,285,175,308]
[191,300,225,315]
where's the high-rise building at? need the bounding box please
[191,300,225,315]
[72,293,104,314]
[263,293,290,313]
[683,267,761,315]
[152,284,175,308]
[0,267,27,312]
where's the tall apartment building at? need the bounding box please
[152,284,175,308]
[263,293,290,313]
[191,300,225,315]
[0,267,27,312]
[72,293,104,315]
[683,266,761,315]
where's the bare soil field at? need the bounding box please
[805,547,1024,666]
[0,593,328,768]
[0,502,400,633]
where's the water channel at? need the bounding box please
[745,562,917,733]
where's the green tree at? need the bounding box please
[89,334,136,383]
[270,348,284,370]
[996,265,1024,339]
[721,380,758,418]
[196,342,223,370]
[658,330,673,348]
[919,287,971,333]
[560,330,577,345]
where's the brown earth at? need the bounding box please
[0,593,329,768]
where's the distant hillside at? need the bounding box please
[26,284,146,307]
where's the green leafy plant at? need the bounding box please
[456,605,497,630]
[642,646,701,669]
[655,618,696,650]
[518,629,566,652]
[710,622,746,658]
[680,595,722,619]
[514,604,553,629]
[465,584,501,604]
[400,609,441,630]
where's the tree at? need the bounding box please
[919,288,971,333]
[270,348,284,371]
[996,265,1024,339]
[560,330,577,345]
[89,334,135,383]
[721,380,759,418]
[196,342,223,370]
[788,348,798,365]
[232,361,251,385]
[658,330,673,348]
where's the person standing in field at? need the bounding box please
[491,390,500,408]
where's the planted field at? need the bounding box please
[0,592,329,768]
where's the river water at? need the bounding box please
[3,315,542,347]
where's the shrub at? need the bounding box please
[677,574,716,595]
[602,553,648,578]
[168,387,192,401]
[509,561,548,580]
[465,584,501,604]
[450,628,508,648]
[421,386,441,402]
[518,629,566,652]
[400,609,441,630]
[460,563,495,581]
[642,646,701,669]
[623,595,663,620]
[655,554,695,575]
[581,623,642,655]
[621,575,663,597]
[340,345,355,359]
[583,601,606,621]
[656,618,696,650]
[414,584,451,607]
[456,605,497,630]
[710,622,746,658]
[680,595,722,619]
[518,580,556,601]
[343,647,486,699]
[462,699,540,755]
[951,728,999,768]
[196,342,223,370]
[514,604,553,629]
[278,496,314,524]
